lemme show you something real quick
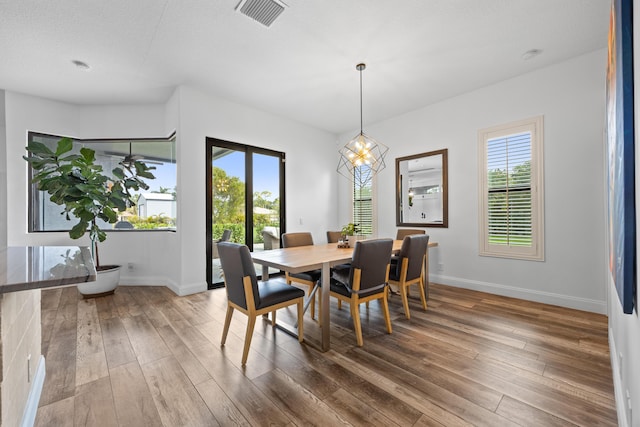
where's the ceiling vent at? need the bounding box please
[236,0,286,27]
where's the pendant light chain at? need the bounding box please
[359,65,363,134]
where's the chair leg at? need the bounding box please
[382,292,393,334]
[271,310,276,326]
[350,301,363,346]
[417,282,428,311]
[309,284,316,320]
[297,299,304,342]
[221,305,234,345]
[242,315,257,365]
[399,284,411,319]
[338,300,342,310]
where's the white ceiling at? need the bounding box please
[0,0,609,134]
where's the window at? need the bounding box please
[478,116,544,260]
[353,165,375,235]
[28,132,177,232]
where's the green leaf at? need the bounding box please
[69,221,88,239]
[80,147,96,163]
[55,138,74,156]
[58,154,82,162]
[26,141,55,156]
[112,167,125,180]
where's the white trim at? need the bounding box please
[20,355,45,427]
[430,274,606,314]
[609,328,629,427]
[478,115,545,261]
[118,277,206,296]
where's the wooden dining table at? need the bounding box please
[251,239,438,351]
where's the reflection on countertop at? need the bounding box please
[0,246,96,293]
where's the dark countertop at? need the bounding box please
[0,246,97,293]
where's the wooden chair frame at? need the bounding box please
[388,254,427,319]
[285,271,320,320]
[221,275,304,365]
[330,265,392,346]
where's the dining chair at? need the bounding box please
[217,242,304,365]
[326,230,343,243]
[281,232,322,320]
[213,229,232,258]
[388,234,429,319]
[330,238,393,346]
[395,228,425,240]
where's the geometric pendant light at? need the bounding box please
[337,63,389,188]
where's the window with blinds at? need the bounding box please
[353,165,374,235]
[478,116,544,260]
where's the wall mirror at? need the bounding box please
[396,148,448,228]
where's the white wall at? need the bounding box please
[3,87,338,295]
[174,86,338,294]
[0,90,6,248]
[339,50,608,313]
[607,5,640,426]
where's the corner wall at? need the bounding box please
[338,50,608,313]
[3,87,339,296]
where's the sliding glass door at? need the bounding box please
[206,138,285,288]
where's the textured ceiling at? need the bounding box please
[0,0,609,134]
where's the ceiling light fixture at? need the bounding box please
[337,63,389,187]
[71,60,91,71]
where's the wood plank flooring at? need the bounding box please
[36,283,617,426]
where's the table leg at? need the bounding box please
[320,262,330,351]
[261,264,269,281]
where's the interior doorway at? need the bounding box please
[206,138,285,288]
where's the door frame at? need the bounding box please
[206,137,286,288]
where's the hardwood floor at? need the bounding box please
[36,283,617,426]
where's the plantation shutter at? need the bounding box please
[353,165,373,235]
[486,132,532,247]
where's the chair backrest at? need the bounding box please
[220,229,232,242]
[326,231,342,243]
[350,239,393,291]
[396,228,426,240]
[395,234,430,280]
[282,232,314,248]
[217,242,259,309]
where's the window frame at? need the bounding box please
[478,116,544,261]
[27,131,177,233]
[352,164,377,236]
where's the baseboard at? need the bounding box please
[430,274,607,314]
[119,276,206,296]
[609,328,628,427]
[20,355,45,427]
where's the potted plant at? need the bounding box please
[341,222,361,248]
[24,137,155,297]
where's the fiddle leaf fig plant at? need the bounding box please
[24,137,156,267]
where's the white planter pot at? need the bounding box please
[347,235,365,248]
[77,265,121,298]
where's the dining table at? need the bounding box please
[251,238,438,352]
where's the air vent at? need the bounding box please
[236,0,285,27]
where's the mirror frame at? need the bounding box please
[395,148,448,228]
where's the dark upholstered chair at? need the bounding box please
[388,234,429,319]
[330,238,393,346]
[281,232,322,320]
[395,228,425,240]
[262,226,280,250]
[213,229,232,258]
[218,242,304,365]
[326,231,343,243]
